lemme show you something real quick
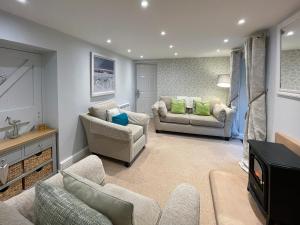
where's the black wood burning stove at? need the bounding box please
[248,140,300,225]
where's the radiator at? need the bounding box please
[119,103,131,111]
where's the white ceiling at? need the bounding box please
[0,0,299,59]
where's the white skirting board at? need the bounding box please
[59,146,90,170]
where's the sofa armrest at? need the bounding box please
[158,184,200,225]
[152,101,160,117]
[224,106,235,138]
[81,114,132,142]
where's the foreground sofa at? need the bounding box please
[152,96,234,140]
[3,155,200,225]
[80,100,150,166]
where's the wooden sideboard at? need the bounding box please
[0,129,57,201]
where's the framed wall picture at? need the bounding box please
[91,52,115,97]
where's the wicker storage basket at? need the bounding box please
[0,179,23,201]
[0,162,23,186]
[24,148,52,172]
[23,163,53,189]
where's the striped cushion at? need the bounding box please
[34,182,112,225]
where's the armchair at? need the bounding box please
[80,101,150,167]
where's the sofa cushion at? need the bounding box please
[62,171,135,225]
[158,101,168,117]
[160,113,190,125]
[193,101,211,116]
[213,104,227,122]
[171,99,186,114]
[0,202,33,225]
[102,183,162,225]
[107,107,121,122]
[89,101,118,120]
[112,113,129,126]
[127,124,143,142]
[34,182,112,225]
[160,96,172,111]
[189,114,224,128]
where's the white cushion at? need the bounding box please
[107,108,120,122]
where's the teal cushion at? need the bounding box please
[62,171,135,225]
[34,182,112,225]
[171,99,186,114]
[112,113,129,126]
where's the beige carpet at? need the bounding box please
[102,122,247,225]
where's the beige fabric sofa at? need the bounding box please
[3,155,200,225]
[152,96,234,140]
[80,100,150,166]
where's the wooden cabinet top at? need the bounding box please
[0,129,57,155]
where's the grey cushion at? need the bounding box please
[34,182,112,225]
[189,115,224,128]
[0,202,33,225]
[159,96,172,111]
[160,113,190,125]
[212,104,227,122]
[62,171,135,225]
[89,101,118,120]
[127,124,143,142]
[158,101,168,117]
[102,183,162,225]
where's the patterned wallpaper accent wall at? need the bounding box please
[281,49,300,91]
[156,57,230,103]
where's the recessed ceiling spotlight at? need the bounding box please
[161,31,167,36]
[238,19,246,25]
[141,0,149,8]
[140,55,144,59]
[287,31,295,36]
[217,49,221,53]
[224,39,229,43]
[169,45,174,49]
[17,0,27,4]
[174,52,178,56]
[127,49,132,53]
[106,39,112,44]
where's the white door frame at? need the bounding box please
[135,63,157,115]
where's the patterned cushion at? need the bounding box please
[62,171,135,225]
[158,101,168,117]
[34,182,112,225]
[212,104,227,122]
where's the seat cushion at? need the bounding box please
[89,101,118,120]
[160,113,190,125]
[189,114,224,128]
[102,183,162,225]
[127,124,143,142]
[0,202,33,225]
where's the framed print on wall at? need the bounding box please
[91,52,115,97]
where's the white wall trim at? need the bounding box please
[60,146,90,170]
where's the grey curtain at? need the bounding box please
[228,49,242,136]
[240,32,267,172]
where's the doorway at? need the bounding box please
[135,64,157,116]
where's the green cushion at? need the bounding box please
[194,101,211,116]
[34,182,112,225]
[62,171,135,225]
[171,99,186,114]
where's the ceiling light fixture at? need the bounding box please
[238,19,246,25]
[224,39,229,43]
[217,49,221,53]
[169,45,174,49]
[141,0,149,8]
[140,55,144,59]
[106,39,112,44]
[161,31,166,36]
[17,0,27,4]
[127,49,132,53]
[287,31,295,36]
[174,52,178,56]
